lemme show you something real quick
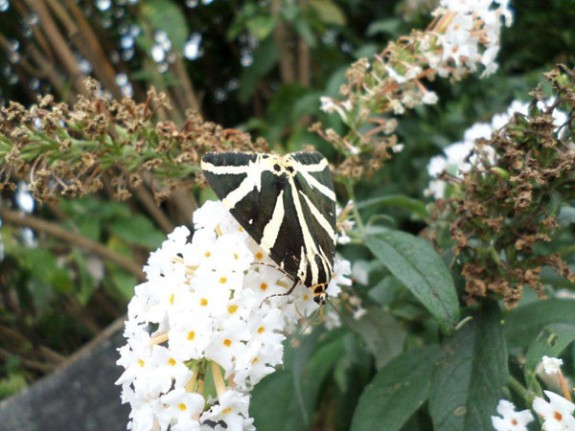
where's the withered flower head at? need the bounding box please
[0,78,267,203]
[446,66,575,308]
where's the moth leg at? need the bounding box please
[259,278,299,308]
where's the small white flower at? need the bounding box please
[323,308,342,330]
[200,390,255,431]
[386,65,408,84]
[422,91,439,105]
[556,289,575,299]
[353,306,367,320]
[392,143,405,153]
[541,356,564,375]
[390,99,405,115]
[491,399,534,431]
[533,391,575,431]
[158,388,204,430]
[320,96,337,113]
[351,260,370,286]
[321,97,353,123]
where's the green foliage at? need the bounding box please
[0,196,164,385]
[0,373,27,399]
[140,0,190,51]
[1,1,575,430]
[365,232,460,333]
[251,329,352,431]
[429,303,509,431]
[351,346,441,431]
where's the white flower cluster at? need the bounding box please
[492,391,575,431]
[116,200,351,431]
[318,0,513,135]
[425,122,496,199]
[426,0,513,79]
[492,356,575,431]
[425,99,568,200]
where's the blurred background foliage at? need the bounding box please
[0,0,574,424]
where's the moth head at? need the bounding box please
[312,284,328,305]
[261,154,296,177]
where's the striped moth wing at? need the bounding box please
[201,151,337,302]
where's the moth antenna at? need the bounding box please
[295,301,324,328]
[325,297,351,329]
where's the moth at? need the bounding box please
[201,151,337,304]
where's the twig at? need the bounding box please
[37,345,66,364]
[132,185,175,234]
[170,188,199,226]
[0,347,55,373]
[57,0,123,99]
[171,53,200,113]
[297,0,310,87]
[26,44,67,99]
[272,0,295,83]
[23,0,88,97]
[0,207,146,281]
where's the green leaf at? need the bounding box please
[251,331,346,431]
[357,195,429,219]
[292,19,316,47]
[504,299,575,347]
[0,374,27,398]
[429,302,508,431]
[325,66,348,96]
[69,250,98,306]
[109,215,164,249]
[365,232,460,332]
[292,91,323,117]
[22,248,72,296]
[108,266,138,302]
[239,38,279,101]
[347,307,406,370]
[310,0,346,26]
[525,323,575,372]
[246,15,277,40]
[251,370,303,431]
[141,0,189,51]
[350,345,441,431]
[366,18,402,36]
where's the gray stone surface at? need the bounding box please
[0,319,131,431]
